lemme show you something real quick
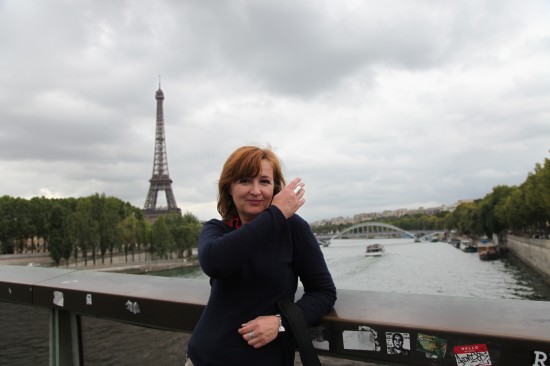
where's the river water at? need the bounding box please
[154,238,550,301]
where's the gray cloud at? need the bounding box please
[1,0,549,222]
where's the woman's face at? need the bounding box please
[229,159,274,224]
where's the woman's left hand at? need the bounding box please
[238,315,279,348]
[271,177,306,219]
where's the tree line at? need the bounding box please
[2,158,548,262]
[0,193,201,266]
[448,157,550,240]
[312,158,550,240]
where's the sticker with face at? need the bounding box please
[386,332,411,356]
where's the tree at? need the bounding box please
[135,217,150,261]
[479,185,514,239]
[448,201,483,238]
[151,216,171,259]
[181,212,200,257]
[48,204,72,267]
[29,197,52,253]
[118,213,138,262]
[103,196,123,264]
[0,196,14,254]
[164,212,201,259]
[12,198,34,254]
[89,193,121,264]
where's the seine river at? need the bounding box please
[155,238,550,301]
[3,239,550,365]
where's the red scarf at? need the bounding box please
[227,216,242,229]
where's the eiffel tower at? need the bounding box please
[142,84,181,221]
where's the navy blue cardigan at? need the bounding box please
[187,206,336,366]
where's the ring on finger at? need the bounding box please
[248,331,255,339]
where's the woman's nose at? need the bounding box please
[250,182,261,195]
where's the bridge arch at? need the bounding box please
[329,222,417,242]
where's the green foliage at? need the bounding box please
[48,204,71,266]
[0,193,201,265]
[151,212,201,259]
[446,158,550,238]
[382,213,448,231]
[151,216,172,259]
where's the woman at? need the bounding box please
[187,145,337,366]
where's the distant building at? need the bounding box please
[310,199,471,226]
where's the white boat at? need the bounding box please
[365,243,384,257]
[317,239,330,247]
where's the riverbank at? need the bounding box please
[506,234,550,285]
[0,252,199,274]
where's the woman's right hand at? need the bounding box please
[271,177,306,219]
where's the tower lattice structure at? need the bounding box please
[143,85,181,221]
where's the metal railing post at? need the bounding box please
[49,308,82,366]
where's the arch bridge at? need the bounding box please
[328,222,418,242]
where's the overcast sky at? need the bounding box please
[1,0,549,223]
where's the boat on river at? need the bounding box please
[317,239,330,247]
[449,238,461,248]
[460,240,477,252]
[478,241,500,261]
[365,243,384,257]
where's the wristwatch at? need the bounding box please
[275,314,285,332]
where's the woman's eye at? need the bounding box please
[238,178,250,184]
[261,179,272,185]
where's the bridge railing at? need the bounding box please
[1,264,550,366]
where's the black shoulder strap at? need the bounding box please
[277,300,322,366]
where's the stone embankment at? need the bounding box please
[507,235,550,284]
[0,252,198,274]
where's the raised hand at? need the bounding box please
[271,177,306,219]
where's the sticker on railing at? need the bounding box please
[342,325,380,351]
[417,333,447,359]
[386,332,411,356]
[453,344,492,366]
[125,300,140,315]
[53,291,64,307]
[533,351,549,366]
[86,294,92,305]
[310,325,329,350]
